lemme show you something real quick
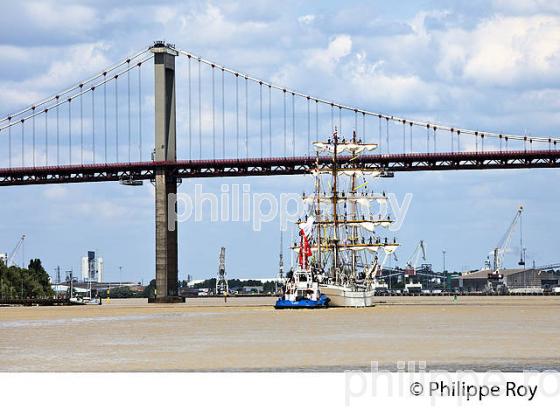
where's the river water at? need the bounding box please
[1,296,559,372]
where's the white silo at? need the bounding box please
[96,257,104,283]
[81,256,89,281]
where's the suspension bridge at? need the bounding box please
[1,41,559,301]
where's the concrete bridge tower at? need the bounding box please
[150,42,182,303]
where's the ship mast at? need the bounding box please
[350,130,358,281]
[315,153,322,269]
[331,129,340,283]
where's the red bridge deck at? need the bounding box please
[0,150,559,186]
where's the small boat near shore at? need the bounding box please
[274,269,329,309]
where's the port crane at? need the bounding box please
[7,235,26,267]
[215,247,229,295]
[277,232,284,293]
[487,206,523,281]
[404,240,426,277]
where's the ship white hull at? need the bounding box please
[319,285,375,307]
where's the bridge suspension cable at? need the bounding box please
[0,48,151,126]
[175,47,560,149]
[1,42,559,171]
[0,49,152,169]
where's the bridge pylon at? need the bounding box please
[149,41,182,303]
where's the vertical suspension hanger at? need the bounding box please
[245,76,249,157]
[222,68,225,158]
[338,106,342,137]
[330,103,334,133]
[378,115,382,152]
[283,89,287,156]
[451,128,454,152]
[307,96,310,156]
[68,97,72,164]
[426,124,430,153]
[44,108,48,166]
[92,86,95,163]
[103,74,107,163]
[385,117,389,154]
[292,92,295,156]
[235,73,239,158]
[409,122,413,153]
[475,131,479,152]
[362,112,366,143]
[212,64,216,159]
[127,59,131,162]
[268,85,272,156]
[80,83,84,164]
[55,96,59,164]
[138,62,143,161]
[315,99,318,144]
[259,82,263,157]
[187,56,192,160]
[353,110,358,139]
[402,120,406,153]
[198,57,202,159]
[115,75,119,162]
[8,117,11,168]
[32,106,36,167]
[21,119,25,167]
[433,126,437,153]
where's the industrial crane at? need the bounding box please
[215,247,228,295]
[404,240,426,277]
[487,206,523,280]
[7,235,26,267]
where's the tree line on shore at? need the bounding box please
[0,259,54,299]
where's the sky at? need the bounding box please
[1,0,559,282]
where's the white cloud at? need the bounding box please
[436,15,560,87]
[307,35,352,74]
[0,42,112,115]
[29,43,112,92]
[23,1,97,34]
[298,14,315,26]
[492,0,560,15]
[177,4,270,46]
[346,52,438,110]
[154,6,178,25]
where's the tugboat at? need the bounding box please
[274,224,329,309]
[274,268,329,309]
[291,128,400,307]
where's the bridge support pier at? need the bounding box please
[149,42,182,303]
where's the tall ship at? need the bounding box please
[291,129,399,307]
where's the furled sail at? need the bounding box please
[314,219,393,231]
[302,194,388,206]
[312,169,382,178]
[313,142,378,154]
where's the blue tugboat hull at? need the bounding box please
[274,295,329,309]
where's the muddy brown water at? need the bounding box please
[1,296,559,371]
